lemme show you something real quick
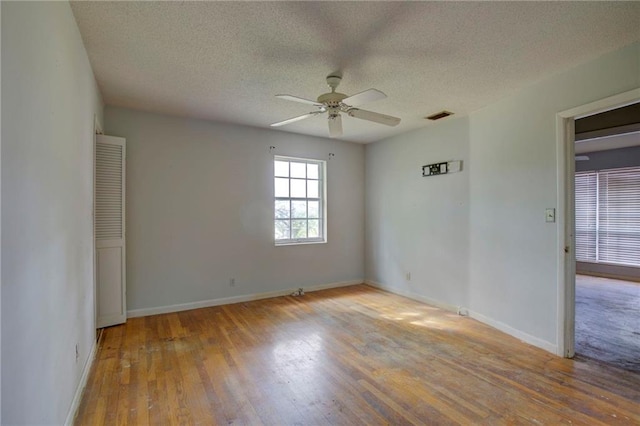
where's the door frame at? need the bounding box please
[556,88,640,357]
[93,115,103,332]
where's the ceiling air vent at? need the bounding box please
[425,111,454,121]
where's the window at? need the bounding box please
[274,156,326,245]
[575,166,640,267]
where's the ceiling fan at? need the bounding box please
[270,74,401,138]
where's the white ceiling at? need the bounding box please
[70,1,640,144]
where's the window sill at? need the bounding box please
[275,240,327,247]
[576,260,640,269]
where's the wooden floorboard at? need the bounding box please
[75,284,640,425]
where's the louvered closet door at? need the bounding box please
[95,135,126,328]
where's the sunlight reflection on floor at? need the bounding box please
[377,307,464,332]
[272,333,324,374]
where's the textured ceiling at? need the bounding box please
[70,1,640,143]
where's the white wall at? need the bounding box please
[468,42,639,349]
[1,2,103,424]
[365,118,470,309]
[104,107,364,313]
[365,42,640,353]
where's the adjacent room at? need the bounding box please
[574,103,640,372]
[2,1,640,425]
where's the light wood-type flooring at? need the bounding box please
[575,274,640,372]
[76,285,640,425]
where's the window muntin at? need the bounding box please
[274,156,326,245]
[575,166,640,267]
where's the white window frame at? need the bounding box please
[274,155,327,246]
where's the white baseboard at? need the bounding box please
[128,279,363,318]
[364,279,459,313]
[64,338,98,426]
[467,310,558,354]
[365,279,558,355]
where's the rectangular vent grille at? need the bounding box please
[426,111,454,121]
[96,143,123,240]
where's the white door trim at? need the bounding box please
[93,115,103,332]
[556,88,640,357]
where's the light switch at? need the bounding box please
[545,208,556,223]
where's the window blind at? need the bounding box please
[598,168,640,266]
[575,172,597,262]
[575,166,640,267]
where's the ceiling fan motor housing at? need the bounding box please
[317,92,347,106]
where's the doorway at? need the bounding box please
[557,88,640,363]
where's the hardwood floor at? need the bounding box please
[76,285,640,425]
[575,274,640,372]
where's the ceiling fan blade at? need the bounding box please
[347,108,401,127]
[271,111,322,127]
[342,89,386,106]
[328,114,342,138]
[275,94,324,107]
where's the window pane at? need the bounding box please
[308,220,319,238]
[275,200,290,218]
[291,179,306,197]
[291,200,307,218]
[291,220,307,239]
[307,180,319,198]
[307,163,319,179]
[274,156,326,245]
[274,161,289,177]
[308,201,319,218]
[291,162,306,178]
[275,220,290,240]
[274,178,289,197]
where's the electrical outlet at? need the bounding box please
[405,272,411,281]
[230,278,235,287]
[75,344,79,363]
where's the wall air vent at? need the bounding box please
[425,111,454,121]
